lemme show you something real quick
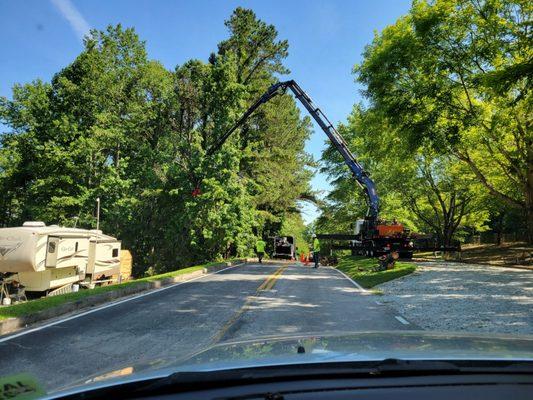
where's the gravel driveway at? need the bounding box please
[377,261,533,335]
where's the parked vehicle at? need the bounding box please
[272,236,295,259]
[350,219,413,258]
[0,222,121,297]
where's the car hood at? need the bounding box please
[51,330,533,395]
[174,330,533,370]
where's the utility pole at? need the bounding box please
[96,197,100,231]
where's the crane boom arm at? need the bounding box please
[207,80,379,219]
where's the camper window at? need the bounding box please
[75,242,78,252]
[112,248,119,257]
[48,242,56,253]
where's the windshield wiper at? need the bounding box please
[368,358,461,375]
[370,358,533,375]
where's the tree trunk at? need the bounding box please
[442,226,453,247]
[495,211,505,246]
[526,139,533,244]
[456,149,532,244]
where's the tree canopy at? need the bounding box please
[0,10,313,275]
[318,0,532,244]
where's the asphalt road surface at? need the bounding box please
[0,263,414,391]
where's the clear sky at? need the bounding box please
[0,0,411,224]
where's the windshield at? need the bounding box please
[0,0,532,395]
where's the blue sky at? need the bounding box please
[0,0,411,224]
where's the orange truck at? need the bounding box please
[350,218,414,259]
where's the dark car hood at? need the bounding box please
[50,330,533,396]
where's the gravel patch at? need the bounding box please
[377,261,533,335]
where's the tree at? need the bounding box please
[217,7,289,86]
[1,10,313,275]
[355,0,532,242]
[0,25,154,228]
[216,8,314,238]
[318,106,488,246]
[280,212,310,255]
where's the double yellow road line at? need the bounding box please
[257,265,287,291]
[211,265,288,344]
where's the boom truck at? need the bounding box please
[205,80,413,259]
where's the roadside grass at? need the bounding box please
[0,261,238,321]
[336,256,416,289]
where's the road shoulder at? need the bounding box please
[0,260,244,337]
[376,261,533,335]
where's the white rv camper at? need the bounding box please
[0,222,121,294]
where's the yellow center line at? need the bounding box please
[263,266,287,291]
[257,265,286,291]
[211,265,288,344]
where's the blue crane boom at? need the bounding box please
[207,80,380,220]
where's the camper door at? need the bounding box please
[45,237,60,267]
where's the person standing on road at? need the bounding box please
[255,238,266,264]
[311,234,321,268]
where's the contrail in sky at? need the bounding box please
[50,0,91,43]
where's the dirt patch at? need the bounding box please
[460,242,532,266]
[417,242,532,268]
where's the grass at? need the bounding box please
[336,255,416,289]
[0,260,238,321]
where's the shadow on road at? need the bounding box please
[0,263,411,392]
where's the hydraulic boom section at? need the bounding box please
[208,80,380,219]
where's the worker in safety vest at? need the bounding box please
[311,234,321,268]
[255,238,266,264]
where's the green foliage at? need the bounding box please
[319,106,488,244]
[319,0,531,244]
[355,0,532,242]
[279,212,310,254]
[218,7,289,85]
[0,10,312,275]
[336,256,416,288]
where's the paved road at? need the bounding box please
[0,263,412,391]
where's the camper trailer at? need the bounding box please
[0,222,121,296]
